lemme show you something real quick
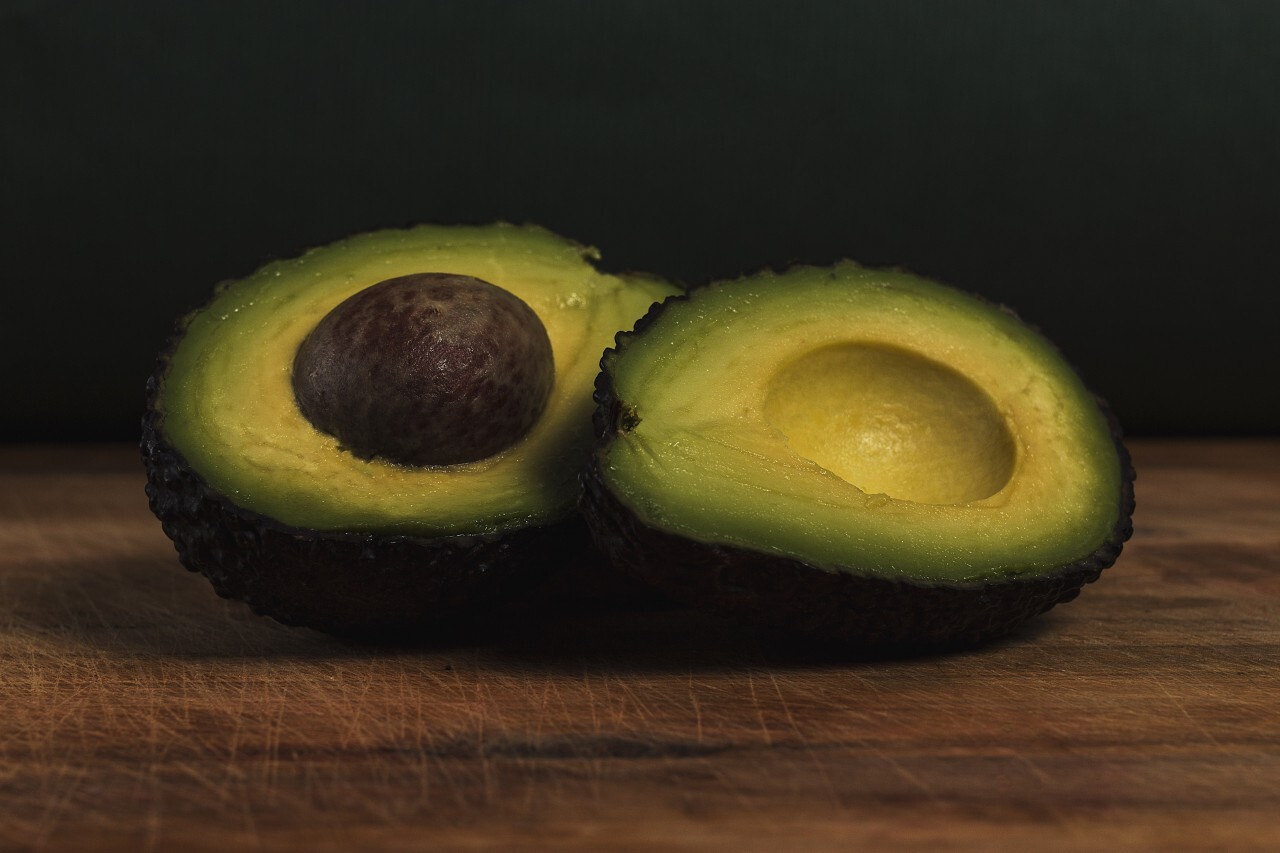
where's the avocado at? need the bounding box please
[581,263,1135,650]
[142,224,677,637]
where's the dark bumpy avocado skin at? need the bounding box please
[580,295,1137,652]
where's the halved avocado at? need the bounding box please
[142,224,677,637]
[582,263,1135,650]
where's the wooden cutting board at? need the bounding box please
[1,440,1277,851]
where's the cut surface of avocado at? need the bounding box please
[596,263,1128,586]
[158,224,675,537]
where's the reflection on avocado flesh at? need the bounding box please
[762,343,1017,505]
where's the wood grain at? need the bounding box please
[1,440,1278,851]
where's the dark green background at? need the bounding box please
[3,0,1277,439]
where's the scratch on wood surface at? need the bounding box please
[746,672,773,747]
[689,679,704,745]
[1009,750,1054,786]
[871,747,940,803]
[266,700,286,800]
[766,671,801,738]
[582,672,601,736]
[334,663,376,750]
[170,760,233,807]
[1152,679,1224,750]
[614,676,658,730]
[767,670,841,809]
[532,675,553,743]
[71,582,113,632]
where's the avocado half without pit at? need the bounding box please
[582,263,1135,650]
[142,224,676,637]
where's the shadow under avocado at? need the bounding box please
[5,545,1057,670]
[478,599,1059,676]
[3,551,358,660]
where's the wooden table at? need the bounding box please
[2,441,1278,851]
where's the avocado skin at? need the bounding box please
[580,296,1137,651]
[142,328,569,641]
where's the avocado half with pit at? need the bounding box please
[582,263,1135,649]
[142,224,676,637]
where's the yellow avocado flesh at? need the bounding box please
[602,264,1122,584]
[160,224,676,536]
[763,343,1018,506]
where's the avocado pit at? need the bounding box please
[762,342,1017,505]
[292,272,555,467]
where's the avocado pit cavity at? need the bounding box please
[292,273,555,467]
[762,343,1017,505]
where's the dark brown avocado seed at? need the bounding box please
[291,273,555,466]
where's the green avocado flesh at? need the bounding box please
[598,263,1125,585]
[158,224,675,537]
